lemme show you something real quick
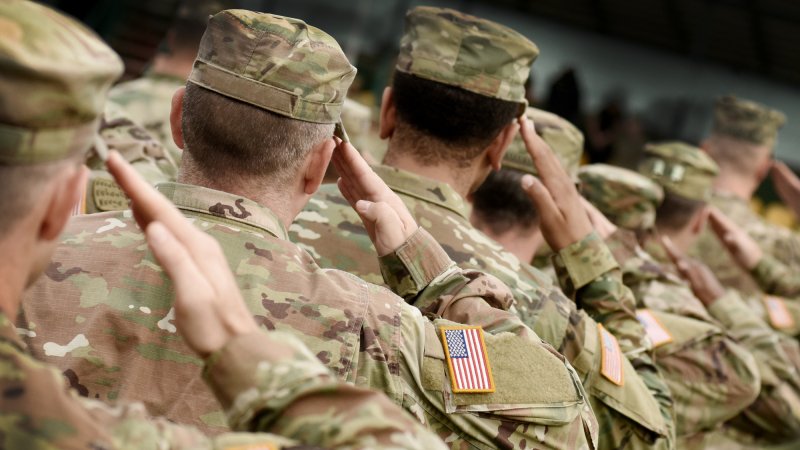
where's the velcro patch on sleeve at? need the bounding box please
[598,324,624,386]
[91,177,128,211]
[440,326,495,393]
[764,296,795,330]
[636,309,673,348]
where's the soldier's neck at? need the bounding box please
[383,144,483,200]
[177,165,297,230]
[714,172,757,201]
[151,54,194,81]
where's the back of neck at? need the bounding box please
[383,142,479,199]
[714,171,756,201]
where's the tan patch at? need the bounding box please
[92,178,128,211]
[598,324,624,386]
[764,296,795,329]
[0,18,23,43]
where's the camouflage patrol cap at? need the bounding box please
[502,107,584,181]
[396,6,538,107]
[638,141,719,202]
[188,9,356,137]
[579,164,664,231]
[712,95,785,146]
[0,0,123,165]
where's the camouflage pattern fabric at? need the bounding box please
[108,71,186,167]
[189,10,356,127]
[20,183,598,450]
[72,103,180,215]
[0,0,123,163]
[641,231,800,446]
[2,311,454,449]
[502,107,584,181]
[753,254,800,299]
[578,164,664,231]
[291,165,676,450]
[712,95,786,146]
[638,141,719,202]
[396,6,538,106]
[603,229,761,446]
[692,191,800,297]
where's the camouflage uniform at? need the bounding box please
[580,164,764,446]
[293,8,674,450]
[20,9,598,450]
[0,3,447,449]
[108,72,185,167]
[691,96,797,297]
[635,143,800,447]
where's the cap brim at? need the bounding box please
[334,120,350,143]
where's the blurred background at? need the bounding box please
[46,0,800,225]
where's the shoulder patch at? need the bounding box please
[764,296,795,330]
[636,309,673,348]
[91,177,128,212]
[598,324,624,386]
[440,326,495,393]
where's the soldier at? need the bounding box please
[0,2,448,448]
[690,95,797,296]
[474,123,760,447]
[470,107,583,265]
[291,9,675,449]
[20,8,598,449]
[579,163,767,447]
[629,142,800,448]
[109,0,231,167]
[711,208,800,299]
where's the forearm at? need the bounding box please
[380,228,535,339]
[752,255,800,298]
[203,330,446,449]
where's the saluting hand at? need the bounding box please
[708,207,764,271]
[331,138,419,256]
[106,151,259,358]
[771,161,800,221]
[517,116,594,251]
[661,235,725,307]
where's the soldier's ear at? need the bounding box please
[487,121,519,171]
[303,137,336,196]
[170,87,186,150]
[39,164,88,242]
[379,87,396,140]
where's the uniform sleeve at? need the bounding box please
[552,232,677,448]
[202,329,447,450]
[0,319,445,450]
[707,291,800,438]
[379,227,535,338]
[752,255,800,298]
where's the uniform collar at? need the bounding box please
[373,165,471,220]
[156,182,289,240]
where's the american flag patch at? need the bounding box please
[440,326,495,393]
[636,309,673,348]
[598,324,624,386]
[764,296,795,329]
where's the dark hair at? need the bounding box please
[655,191,705,231]
[471,169,540,236]
[181,83,333,181]
[390,71,520,167]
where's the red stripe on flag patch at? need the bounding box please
[440,326,495,393]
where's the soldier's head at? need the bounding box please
[0,1,122,293]
[702,95,785,186]
[578,164,664,232]
[638,141,719,251]
[381,7,538,191]
[470,108,583,263]
[170,10,355,220]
